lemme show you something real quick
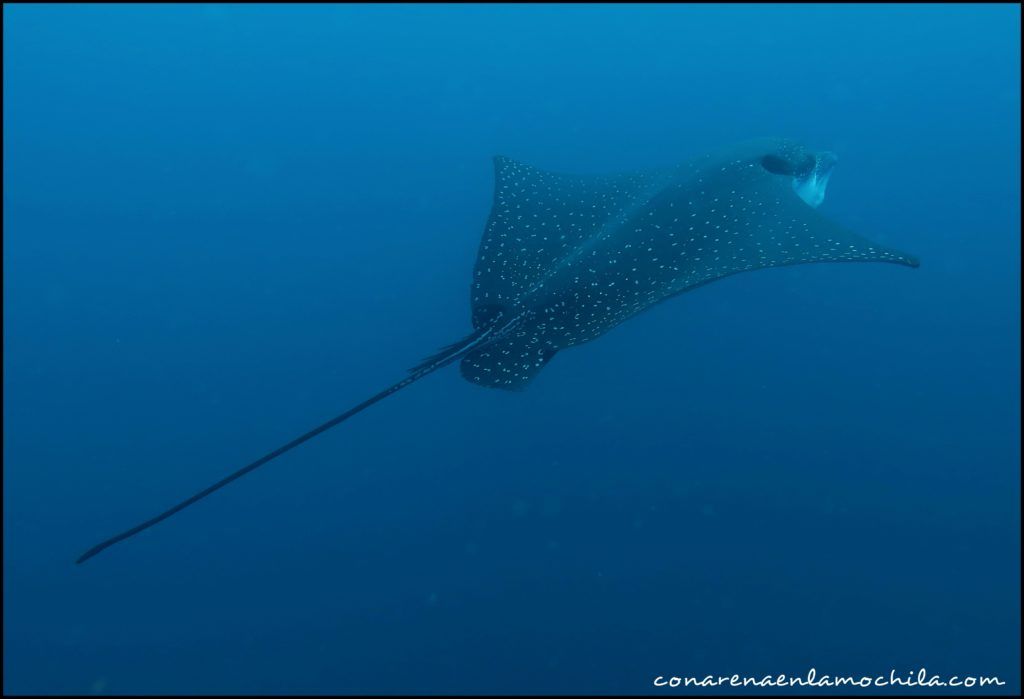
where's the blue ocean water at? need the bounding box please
[3,3,1020,695]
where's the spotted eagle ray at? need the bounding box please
[76,138,918,564]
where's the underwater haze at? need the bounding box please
[3,3,1021,695]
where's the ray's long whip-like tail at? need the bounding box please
[75,321,507,565]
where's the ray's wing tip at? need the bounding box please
[883,248,920,268]
[493,154,527,170]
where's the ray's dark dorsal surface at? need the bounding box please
[76,138,919,564]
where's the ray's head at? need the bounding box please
[759,140,838,209]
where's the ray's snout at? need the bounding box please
[792,151,837,209]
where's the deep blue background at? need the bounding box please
[4,4,1020,695]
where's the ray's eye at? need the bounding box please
[761,154,793,175]
[761,153,816,177]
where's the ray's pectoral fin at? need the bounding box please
[797,202,921,269]
[460,337,558,391]
[748,173,921,271]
